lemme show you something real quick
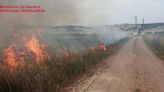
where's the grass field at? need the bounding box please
[0,37,128,92]
[144,32,164,60]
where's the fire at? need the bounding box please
[3,44,18,72]
[99,42,106,51]
[25,35,48,63]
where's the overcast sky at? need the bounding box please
[0,0,164,26]
[78,0,164,25]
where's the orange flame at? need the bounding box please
[25,35,48,64]
[99,42,106,51]
[3,44,18,72]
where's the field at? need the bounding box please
[144,32,164,60]
[0,26,129,92]
[0,37,128,92]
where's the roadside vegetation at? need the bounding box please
[144,32,164,60]
[0,38,128,92]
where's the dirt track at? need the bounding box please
[70,36,164,92]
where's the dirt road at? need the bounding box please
[70,36,164,92]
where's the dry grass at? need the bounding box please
[144,32,164,60]
[0,38,128,92]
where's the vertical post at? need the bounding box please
[142,18,145,29]
[135,16,137,28]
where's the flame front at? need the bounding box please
[99,42,106,51]
[3,44,17,72]
[25,35,47,63]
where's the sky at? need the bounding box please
[0,0,164,26]
[78,0,164,25]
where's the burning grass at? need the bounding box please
[0,36,128,92]
[25,35,49,63]
[3,44,18,72]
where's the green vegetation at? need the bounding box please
[0,38,128,92]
